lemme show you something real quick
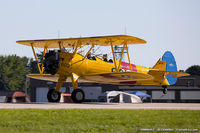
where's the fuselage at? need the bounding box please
[63,53,168,86]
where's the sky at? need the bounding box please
[0,0,199,70]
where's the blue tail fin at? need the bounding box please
[162,51,177,85]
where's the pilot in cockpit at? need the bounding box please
[87,53,96,60]
[87,53,92,60]
[103,54,108,62]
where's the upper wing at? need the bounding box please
[16,35,146,48]
[81,72,154,84]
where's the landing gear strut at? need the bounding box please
[47,89,61,102]
[162,86,167,94]
[71,89,85,103]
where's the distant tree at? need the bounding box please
[29,58,40,74]
[0,55,29,91]
[36,52,44,65]
[28,52,43,74]
[186,65,200,76]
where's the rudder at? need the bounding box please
[162,51,177,85]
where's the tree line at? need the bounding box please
[0,54,199,91]
[0,55,40,91]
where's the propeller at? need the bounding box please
[43,50,80,91]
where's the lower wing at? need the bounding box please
[27,74,92,83]
[81,72,154,84]
[28,71,153,84]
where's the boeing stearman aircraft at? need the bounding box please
[16,35,189,103]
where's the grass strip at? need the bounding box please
[0,109,199,133]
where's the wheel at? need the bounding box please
[47,89,61,102]
[71,89,85,103]
[163,88,167,94]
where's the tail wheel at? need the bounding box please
[71,89,85,103]
[162,86,167,94]
[47,89,61,102]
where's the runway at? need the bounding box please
[0,103,200,110]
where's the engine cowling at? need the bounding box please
[43,50,60,75]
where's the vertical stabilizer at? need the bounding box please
[153,58,167,71]
[162,51,177,85]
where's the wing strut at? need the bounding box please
[71,44,94,66]
[118,42,126,70]
[73,40,80,55]
[41,47,46,73]
[31,43,47,75]
[83,44,94,60]
[31,43,42,74]
[45,47,48,53]
[110,41,119,72]
[125,42,132,72]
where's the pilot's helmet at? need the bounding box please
[103,54,107,59]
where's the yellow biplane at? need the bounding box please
[16,35,189,103]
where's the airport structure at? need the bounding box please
[28,75,200,103]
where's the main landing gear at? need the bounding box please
[162,86,167,94]
[71,89,85,103]
[47,88,85,103]
[47,89,61,102]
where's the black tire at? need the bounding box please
[163,88,167,94]
[71,89,85,103]
[47,89,61,102]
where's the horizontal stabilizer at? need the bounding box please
[165,71,190,77]
[149,70,190,78]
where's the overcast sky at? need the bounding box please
[0,0,199,70]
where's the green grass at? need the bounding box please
[0,109,199,133]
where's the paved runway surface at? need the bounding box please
[0,103,200,110]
